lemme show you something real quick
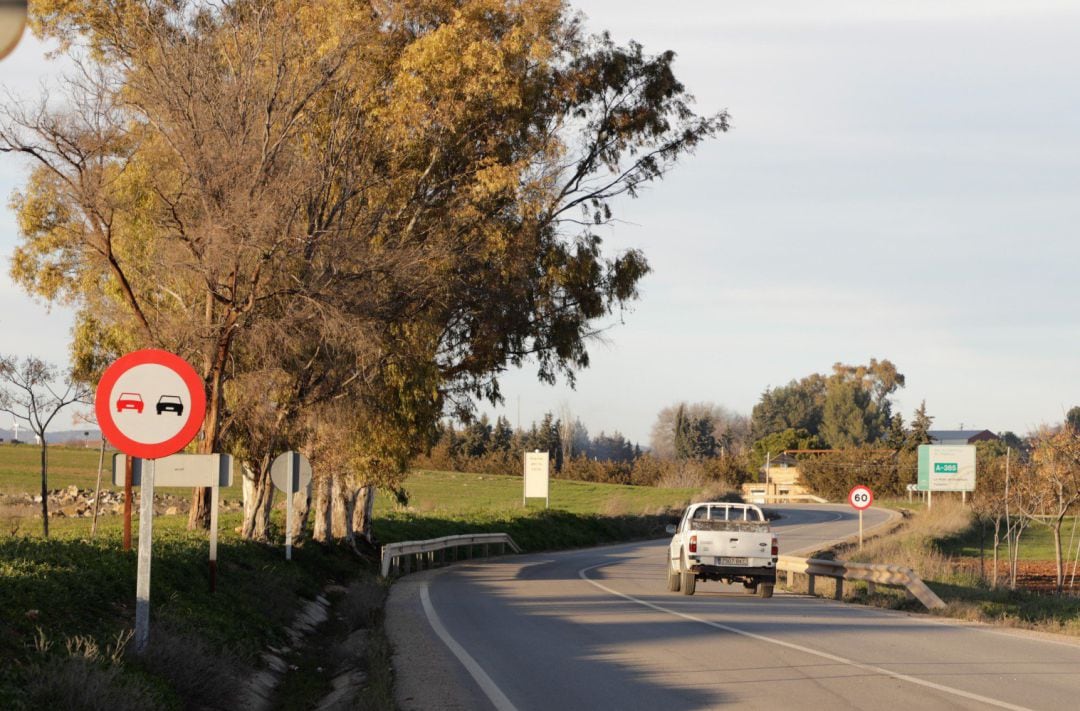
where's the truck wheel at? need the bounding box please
[680,571,696,596]
[758,583,774,599]
[667,562,681,592]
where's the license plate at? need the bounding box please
[716,557,748,566]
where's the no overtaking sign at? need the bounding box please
[95,349,206,460]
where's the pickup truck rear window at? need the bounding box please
[688,519,770,533]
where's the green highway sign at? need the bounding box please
[934,463,959,474]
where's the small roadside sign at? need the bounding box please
[848,485,873,550]
[848,485,873,510]
[523,451,549,508]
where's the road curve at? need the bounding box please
[387,506,1080,710]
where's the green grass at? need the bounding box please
[0,444,110,495]
[936,517,1080,561]
[0,511,365,710]
[0,443,241,500]
[380,468,696,517]
[370,469,695,552]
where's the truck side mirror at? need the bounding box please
[665,524,677,535]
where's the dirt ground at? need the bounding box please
[954,557,1080,594]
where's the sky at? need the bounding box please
[2,1,1080,443]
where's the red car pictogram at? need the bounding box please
[116,393,144,413]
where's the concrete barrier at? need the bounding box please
[777,554,945,610]
[380,533,522,578]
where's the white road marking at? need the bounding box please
[579,563,1033,711]
[420,582,519,711]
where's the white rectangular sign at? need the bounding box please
[917,445,976,492]
[524,451,549,499]
[113,453,233,487]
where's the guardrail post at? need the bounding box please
[807,574,816,596]
[483,543,489,558]
[833,578,843,600]
[404,555,412,574]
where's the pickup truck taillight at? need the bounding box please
[689,535,698,553]
[771,537,778,556]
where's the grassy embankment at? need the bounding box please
[0,446,696,708]
[804,498,1080,636]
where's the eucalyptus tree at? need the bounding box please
[5,0,723,537]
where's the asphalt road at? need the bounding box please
[386,505,1080,710]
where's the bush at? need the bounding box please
[797,447,906,500]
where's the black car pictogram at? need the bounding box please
[156,395,184,416]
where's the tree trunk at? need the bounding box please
[330,474,354,541]
[291,483,311,543]
[242,460,276,542]
[90,436,106,539]
[352,485,376,544]
[991,516,1002,589]
[312,474,331,543]
[39,438,49,538]
[189,318,236,530]
[1053,523,1064,595]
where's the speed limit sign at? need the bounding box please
[848,485,874,511]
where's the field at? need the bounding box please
[0,444,244,499]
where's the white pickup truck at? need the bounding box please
[666,502,778,597]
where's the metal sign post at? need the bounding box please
[286,453,294,561]
[113,453,234,593]
[270,451,313,560]
[134,460,155,652]
[123,455,134,552]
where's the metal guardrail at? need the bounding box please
[380,533,522,578]
[777,554,946,610]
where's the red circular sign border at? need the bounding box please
[94,349,206,460]
[848,485,874,511]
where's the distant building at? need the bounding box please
[927,430,999,446]
[741,452,817,503]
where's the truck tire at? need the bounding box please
[667,561,681,592]
[757,583,774,599]
[680,571,696,596]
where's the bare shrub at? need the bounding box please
[26,630,155,711]
[847,499,974,582]
[600,496,630,516]
[137,623,248,710]
[657,461,707,489]
[338,578,387,631]
[692,483,744,504]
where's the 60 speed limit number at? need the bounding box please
[848,485,874,511]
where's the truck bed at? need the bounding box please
[688,519,770,533]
